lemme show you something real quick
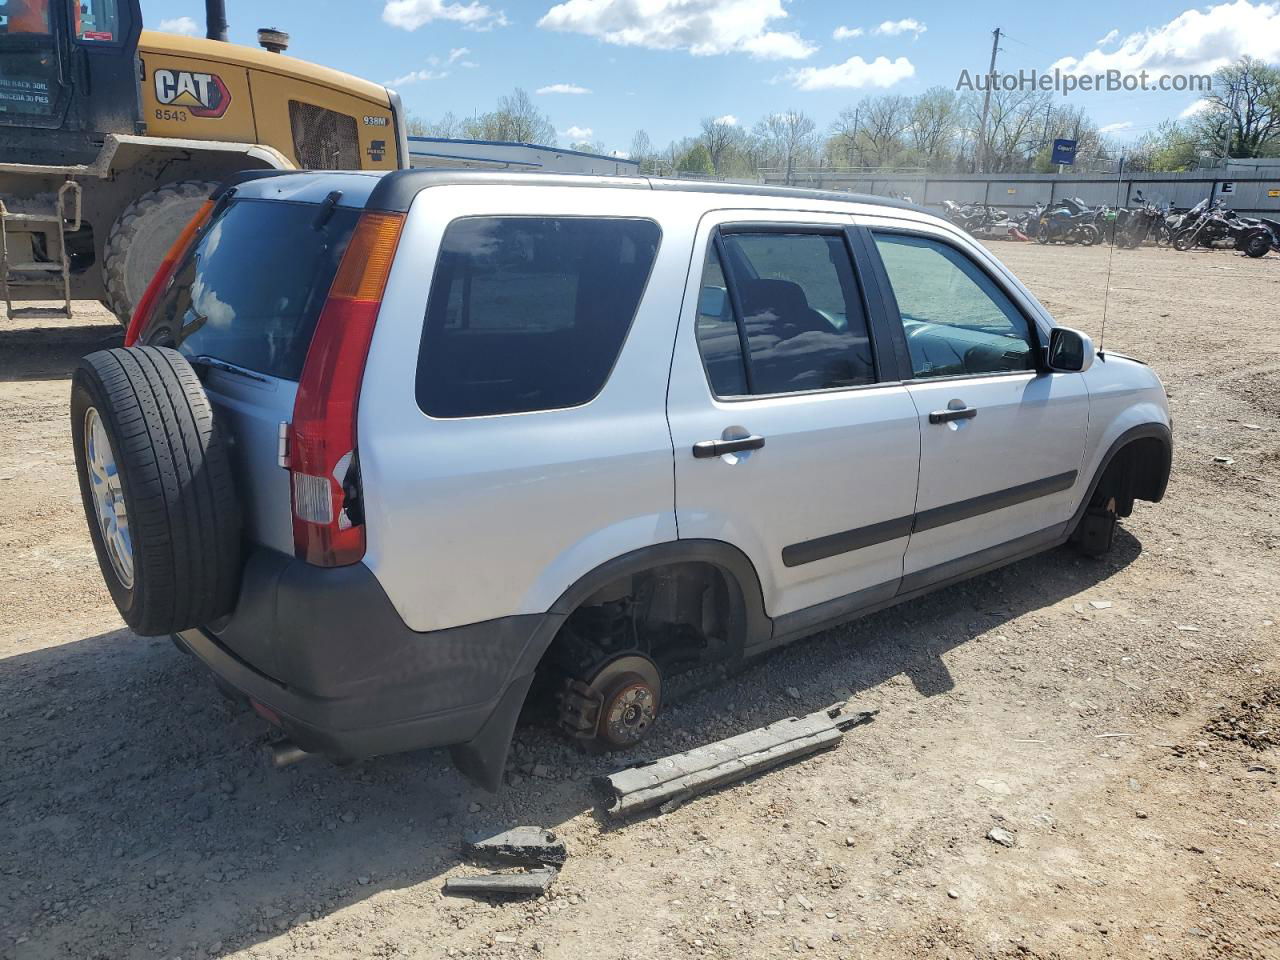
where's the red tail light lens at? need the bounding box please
[290,211,405,567]
[124,198,215,346]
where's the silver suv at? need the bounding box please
[71,170,1172,788]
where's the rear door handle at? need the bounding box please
[692,435,766,458]
[928,407,977,424]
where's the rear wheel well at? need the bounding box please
[539,561,740,686]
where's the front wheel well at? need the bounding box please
[1090,434,1171,517]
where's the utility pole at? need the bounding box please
[1221,81,1239,164]
[976,26,1001,173]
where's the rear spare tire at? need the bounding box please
[103,180,216,323]
[71,346,241,635]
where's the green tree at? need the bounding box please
[677,143,715,175]
[1187,57,1280,159]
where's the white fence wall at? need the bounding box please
[762,169,1280,217]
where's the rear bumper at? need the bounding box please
[177,546,563,787]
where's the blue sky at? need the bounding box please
[142,0,1280,151]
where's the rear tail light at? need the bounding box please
[123,199,215,346]
[289,211,405,567]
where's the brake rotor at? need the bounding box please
[582,655,662,749]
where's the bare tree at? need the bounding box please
[699,116,740,175]
[907,88,961,171]
[629,129,653,172]
[828,107,861,166]
[414,110,462,138]
[464,88,556,145]
[758,110,817,183]
[859,95,911,167]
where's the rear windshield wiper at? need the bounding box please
[188,354,271,384]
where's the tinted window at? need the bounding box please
[417,216,660,418]
[873,233,1037,378]
[145,199,358,380]
[696,232,876,397]
[693,248,748,397]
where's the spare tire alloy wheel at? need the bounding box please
[72,346,241,635]
[83,407,134,590]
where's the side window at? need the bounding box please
[76,0,120,41]
[417,216,661,418]
[693,248,748,397]
[694,231,877,397]
[872,233,1037,379]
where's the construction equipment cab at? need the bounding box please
[0,0,408,322]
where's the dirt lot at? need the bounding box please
[1,243,1278,960]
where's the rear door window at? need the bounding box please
[145,198,359,381]
[417,216,661,418]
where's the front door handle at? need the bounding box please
[928,406,977,425]
[692,435,766,459]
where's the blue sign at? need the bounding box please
[1051,138,1077,165]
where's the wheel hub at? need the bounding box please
[602,680,657,746]
[84,407,134,589]
[561,653,663,749]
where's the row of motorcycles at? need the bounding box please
[940,191,1280,257]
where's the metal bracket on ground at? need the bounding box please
[596,702,877,819]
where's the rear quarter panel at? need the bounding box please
[357,185,696,632]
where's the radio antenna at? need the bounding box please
[1097,155,1125,357]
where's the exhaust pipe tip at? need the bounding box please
[257,27,290,53]
[268,740,311,768]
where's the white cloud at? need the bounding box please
[157,16,199,35]
[388,68,450,85]
[1098,120,1134,134]
[382,0,508,31]
[788,55,915,90]
[1096,28,1120,46]
[538,0,817,60]
[447,47,471,62]
[832,25,864,40]
[1180,98,1216,118]
[874,18,926,38]
[713,114,739,126]
[537,83,593,94]
[1051,0,1280,76]
[562,125,594,140]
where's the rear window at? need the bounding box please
[145,198,359,380]
[417,216,661,418]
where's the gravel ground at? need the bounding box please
[1,242,1278,960]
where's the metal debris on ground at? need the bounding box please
[463,826,567,868]
[443,826,566,898]
[443,866,558,897]
[596,702,877,819]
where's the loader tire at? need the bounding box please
[103,180,216,324]
[72,346,241,635]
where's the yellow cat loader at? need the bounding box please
[0,0,408,321]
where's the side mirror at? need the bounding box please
[698,285,728,319]
[1046,326,1095,373]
